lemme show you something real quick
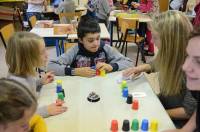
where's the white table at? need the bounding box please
[30,23,110,40]
[39,72,175,132]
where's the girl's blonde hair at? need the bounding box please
[6,32,44,76]
[152,11,193,96]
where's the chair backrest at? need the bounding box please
[59,12,82,24]
[16,8,24,30]
[120,18,139,35]
[0,23,15,49]
[28,15,37,29]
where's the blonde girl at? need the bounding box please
[6,32,67,118]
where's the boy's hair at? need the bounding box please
[6,31,44,76]
[151,10,193,96]
[0,78,37,125]
[77,15,100,40]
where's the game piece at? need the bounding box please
[58,92,64,101]
[131,119,139,131]
[126,94,133,104]
[141,119,149,131]
[122,119,130,131]
[150,119,158,132]
[60,89,65,97]
[122,88,128,98]
[96,69,100,76]
[87,92,100,102]
[100,69,106,76]
[56,85,62,93]
[121,80,127,89]
[56,80,62,86]
[111,120,118,131]
[132,99,139,110]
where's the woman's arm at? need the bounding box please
[167,107,190,119]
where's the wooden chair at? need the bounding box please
[16,8,30,31]
[28,15,37,29]
[64,42,77,52]
[119,18,145,66]
[58,12,82,24]
[0,23,15,49]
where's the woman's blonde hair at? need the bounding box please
[6,32,44,76]
[152,11,193,96]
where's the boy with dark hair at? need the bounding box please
[48,15,133,77]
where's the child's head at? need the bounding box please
[0,78,37,132]
[183,26,200,91]
[6,32,48,76]
[77,15,101,53]
[151,10,193,96]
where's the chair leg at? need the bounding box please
[140,41,146,63]
[120,39,126,54]
[125,42,128,57]
[135,44,140,66]
[115,33,123,48]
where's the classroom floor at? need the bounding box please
[0,29,155,78]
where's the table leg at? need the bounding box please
[110,21,114,46]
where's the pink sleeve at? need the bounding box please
[139,0,153,13]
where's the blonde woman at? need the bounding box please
[163,23,200,132]
[123,11,197,127]
[6,32,67,118]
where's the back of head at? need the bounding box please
[6,31,43,76]
[0,78,37,125]
[77,15,100,40]
[152,10,193,96]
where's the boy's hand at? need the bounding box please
[41,71,54,85]
[47,103,67,116]
[96,62,113,72]
[74,67,96,77]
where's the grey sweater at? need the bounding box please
[55,0,76,23]
[94,0,111,20]
[7,74,49,118]
[48,42,133,76]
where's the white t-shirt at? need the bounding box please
[170,0,184,10]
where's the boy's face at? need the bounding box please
[79,33,100,53]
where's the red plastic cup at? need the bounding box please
[132,99,139,110]
[111,120,118,131]
[56,99,64,106]
[96,69,100,76]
